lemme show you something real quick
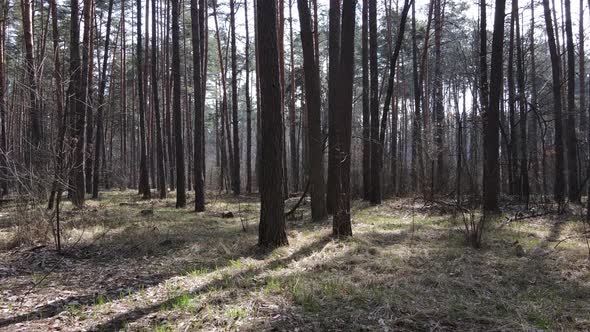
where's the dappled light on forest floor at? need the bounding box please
[0,191,589,331]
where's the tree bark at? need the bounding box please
[172,0,186,207]
[564,0,579,202]
[483,0,506,212]
[230,0,240,196]
[257,0,288,248]
[92,0,115,199]
[514,0,529,204]
[332,0,355,238]
[69,0,86,208]
[152,0,167,199]
[20,0,41,150]
[136,0,151,199]
[0,0,6,197]
[326,0,341,213]
[410,0,424,193]
[362,0,371,200]
[433,0,444,192]
[297,0,328,222]
[377,0,412,197]
[191,0,204,210]
[541,0,565,205]
[246,0,253,193]
[369,0,381,204]
[529,0,540,195]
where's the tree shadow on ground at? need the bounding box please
[0,199,260,329]
[87,234,333,331]
[237,219,590,331]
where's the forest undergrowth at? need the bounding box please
[0,190,589,331]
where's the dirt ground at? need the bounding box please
[0,190,589,331]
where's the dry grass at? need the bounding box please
[0,191,589,331]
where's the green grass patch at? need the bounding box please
[264,276,282,294]
[224,306,247,321]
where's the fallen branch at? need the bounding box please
[285,179,310,217]
[498,211,552,229]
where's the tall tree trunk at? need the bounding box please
[514,0,529,204]
[230,0,240,195]
[151,0,167,199]
[200,0,207,185]
[482,0,506,212]
[92,0,114,199]
[69,0,86,208]
[191,0,204,210]
[172,0,186,207]
[369,0,381,204]
[0,0,6,197]
[48,0,66,208]
[326,0,341,213]
[378,0,412,198]
[279,0,289,200]
[529,0,540,195]
[564,0,579,202]
[246,0,253,193]
[410,0,424,193]
[122,0,129,188]
[508,0,518,195]
[288,0,298,193]
[433,0,444,192]
[579,0,586,192]
[541,0,565,205]
[297,0,328,222]
[164,0,175,191]
[83,1,95,195]
[257,0,288,248]
[20,0,41,151]
[362,0,371,200]
[137,0,151,199]
[332,0,355,237]
[213,0,231,191]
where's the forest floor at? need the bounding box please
[0,190,589,331]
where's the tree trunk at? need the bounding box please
[529,0,540,195]
[92,0,114,199]
[0,0,6,197]
[172,0,186,207]
[137,0,151,199]
[257,0,288,248]
[564,0,579,202]
[369,0,381,204]
[326,0,340,213]
[246,0,253,193]
[332,0,355,237]
[297,0,327,222]
[482,0,506,212]
[541,0,565,205]
[47,0,66,208]
[514,0,529,204]
[579,0,587,195]
[152,0,167,199]
[507,1,517,195]
[230,0,240,196]
[288,0,298,193]
[83,2,95,195]
[410,0,424,193]
[69,0,86,208]
[377,0,412,198]
[20,0,41,150]
[433,0,444,192]
[191,0,204,210]
[213,0,231,191]
[362,0,371,200]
